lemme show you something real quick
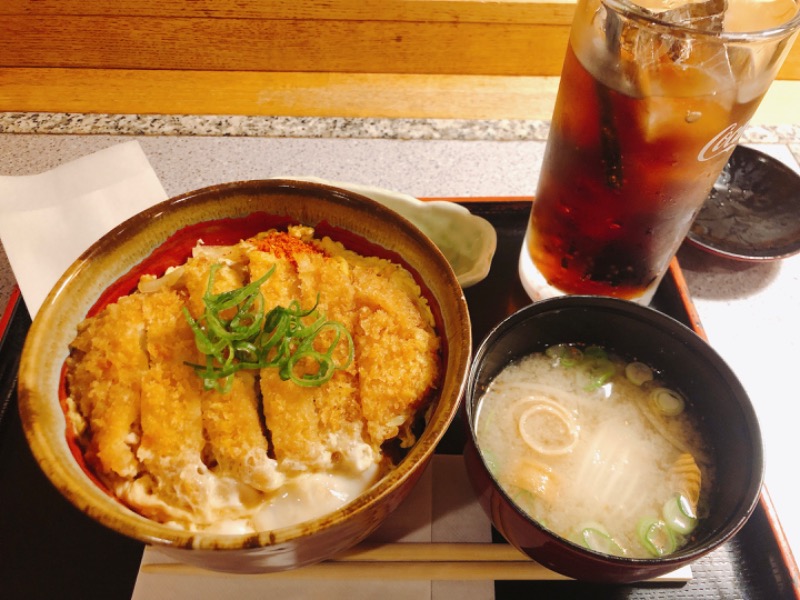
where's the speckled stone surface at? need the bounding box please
[2,112,800,163]
[0,113,553,142]
[0,134,545,197]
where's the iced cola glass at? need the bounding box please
[520,0,800,304]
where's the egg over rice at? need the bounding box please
[65,226,441,534]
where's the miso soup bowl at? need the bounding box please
[463,296,763,583]
[18,179,472,573]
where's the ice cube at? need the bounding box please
[628,26,735,97]
[723,0,799,102]
[618,0,727,78]
[615,0,738,98]
[658,0,728,31]
[724,0,799,32]
[626,0,728,30]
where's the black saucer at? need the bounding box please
[687,145,800,261]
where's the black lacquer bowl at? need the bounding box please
[688,145,800,261]
[463,296,764,583]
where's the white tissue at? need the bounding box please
[0,141,167,317]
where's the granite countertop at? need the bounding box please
[1,111,800,151]
[0,112,555,142]
[2,112,800,582]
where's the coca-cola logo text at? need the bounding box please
[697,123,746,162]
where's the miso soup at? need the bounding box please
[474,344,714,559]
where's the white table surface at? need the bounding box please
[1,132,798,576]
[677,144,800,570]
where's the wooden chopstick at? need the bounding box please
[143,560,569,581]
[336,542,529,562]
[140,542,692,582]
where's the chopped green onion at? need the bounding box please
[650,388,685,416]
[183,263,353,393]
[625,361,653,386]
[545,344,583,368]
[637,517,677,557]
[510,487,538,510]
[662,493,698,535]
[583,346,607,360]
[584,357,616,391]
[481,448,499,474]
[579,524,627,556]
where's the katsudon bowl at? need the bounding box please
[18,179,472,573]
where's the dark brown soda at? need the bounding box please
[527,43,759,299]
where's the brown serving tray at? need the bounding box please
[1,199,798,599]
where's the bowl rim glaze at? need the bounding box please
[465,295,764,572]
[18,178,472,553]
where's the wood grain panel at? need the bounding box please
[0,69,561,119]
[0,0,577,25]
[0,16,569,76]
[1,68,798,124]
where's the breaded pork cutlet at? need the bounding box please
[314,235,441,449]
[248,234,319,471]
[250,229,370,473]
[136,288,212,519]
[294,249,368,469]
[67,295,148,481]
[249,231,367,472]
[183,254,284,493]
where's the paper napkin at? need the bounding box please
[0,140,168,317]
